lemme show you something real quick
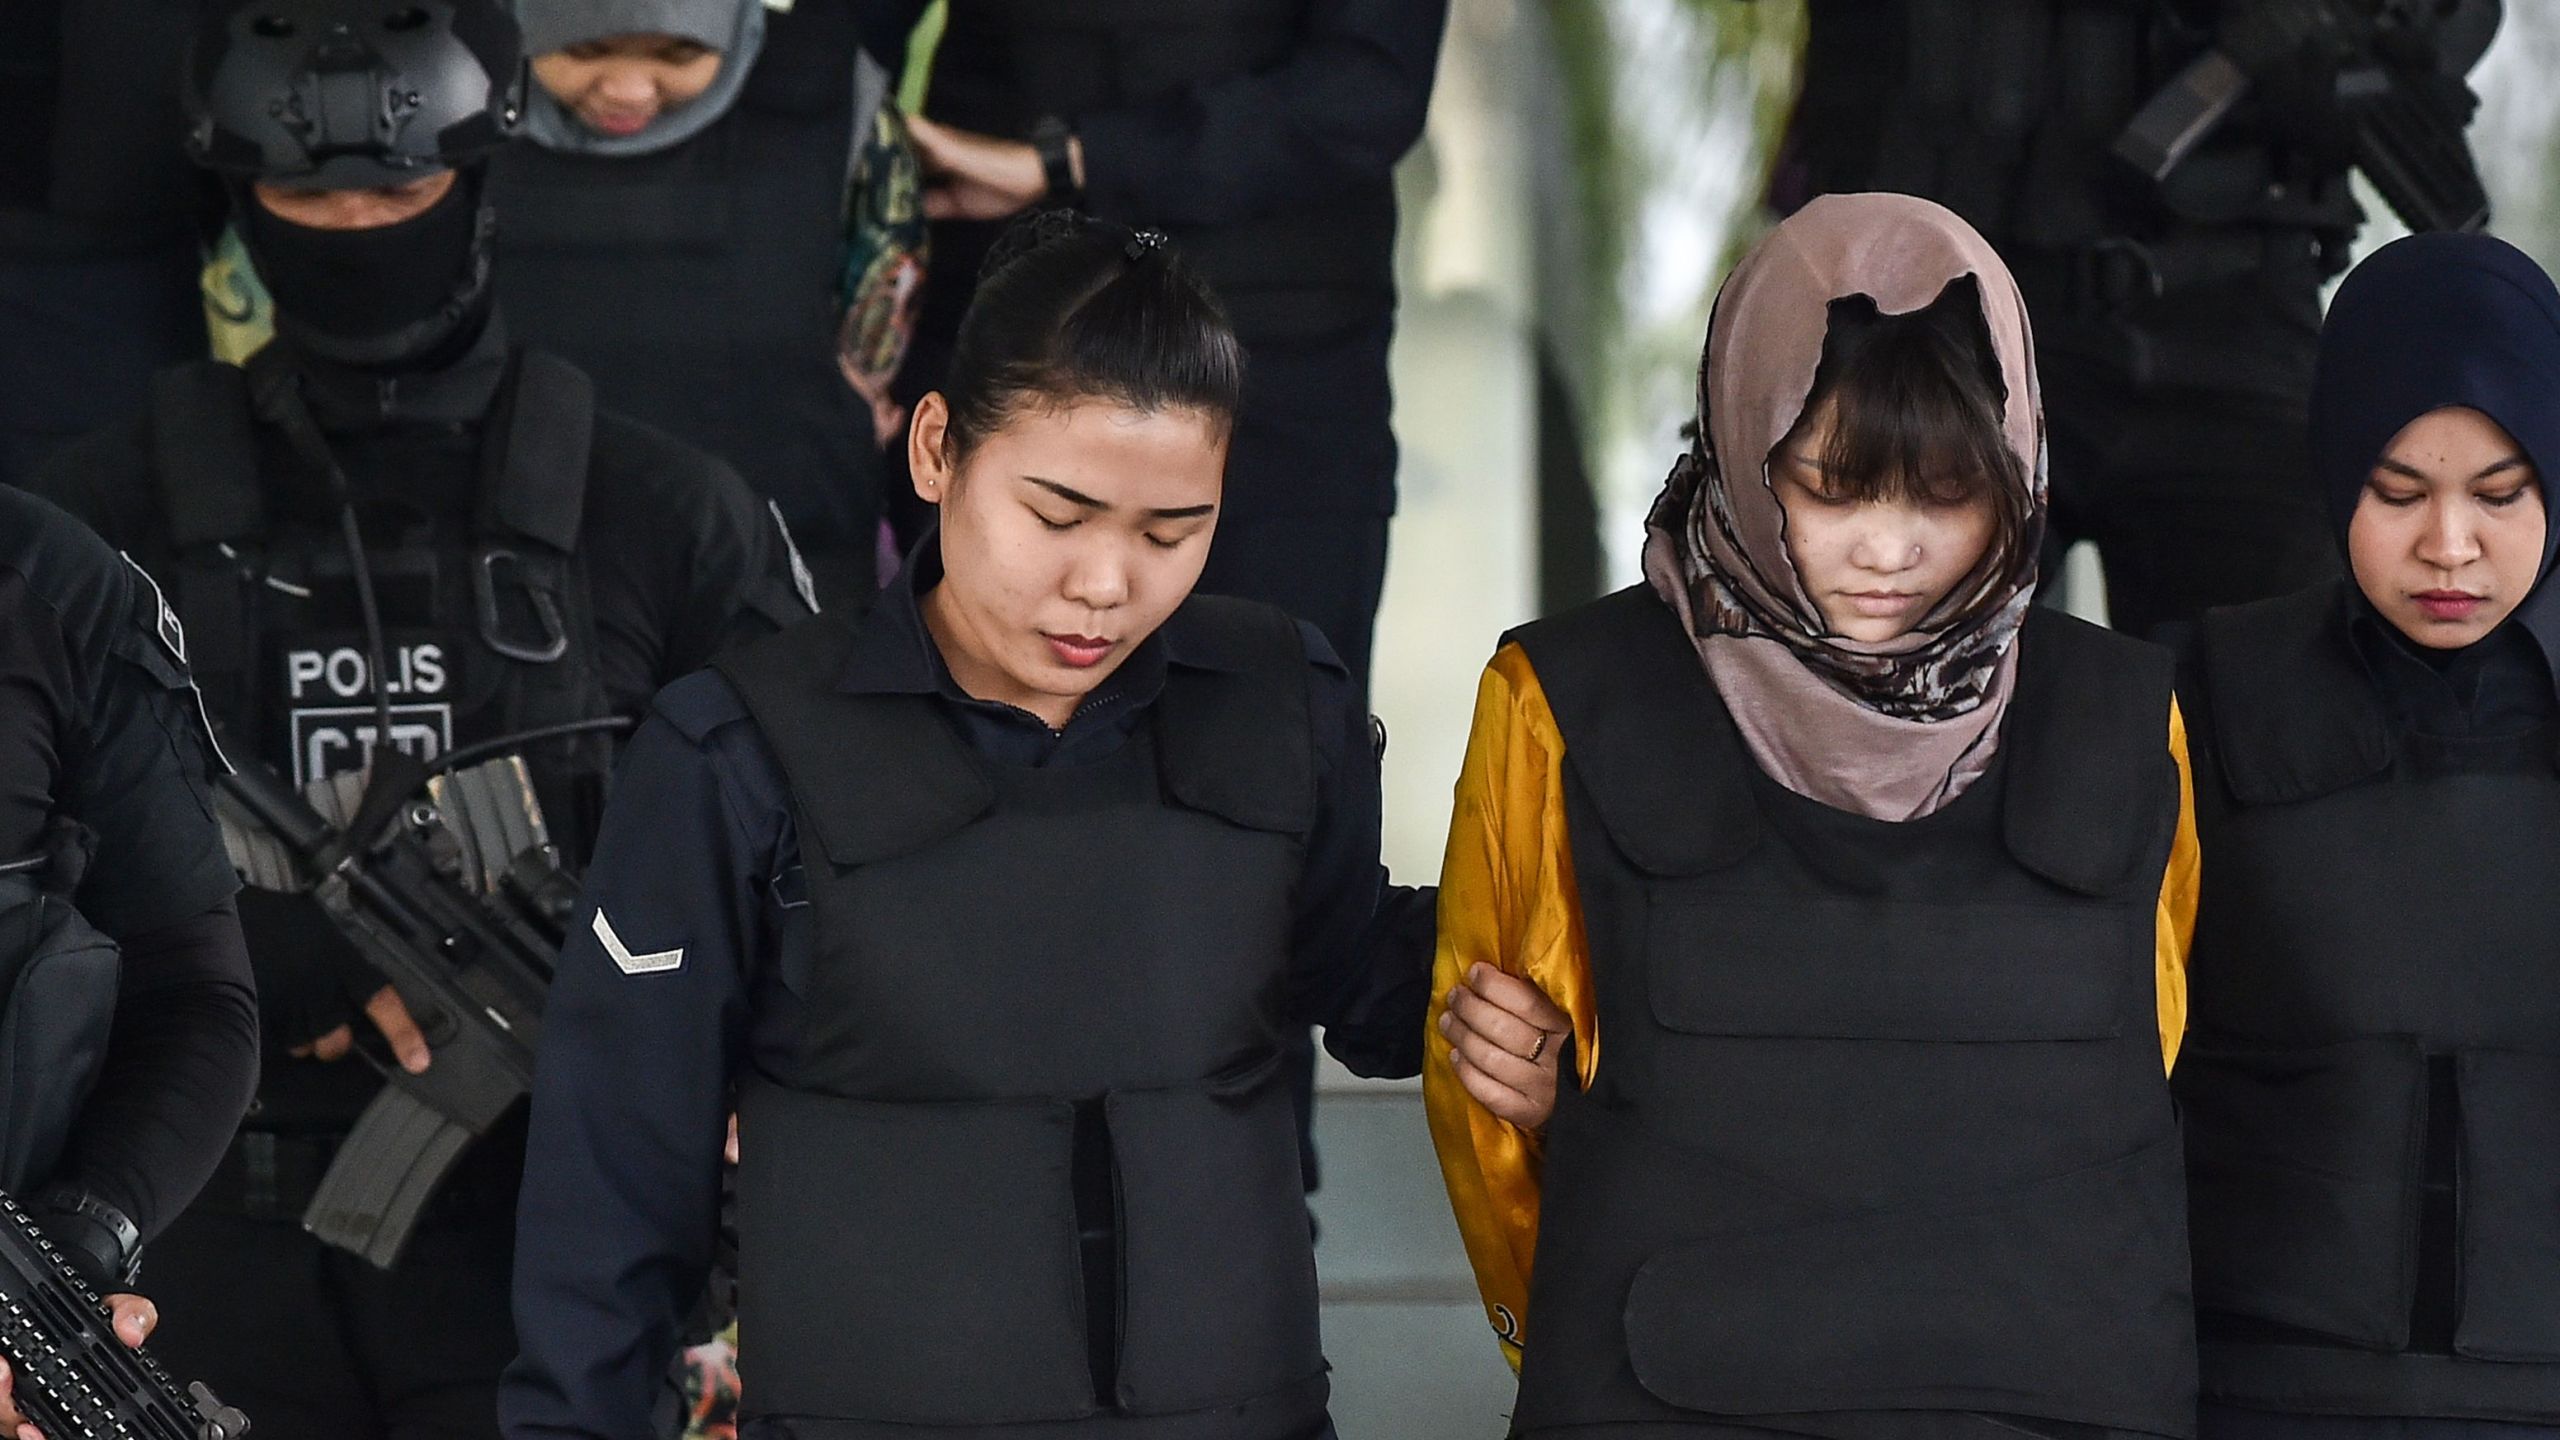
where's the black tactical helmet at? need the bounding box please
[184,0,526,188]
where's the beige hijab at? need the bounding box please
[1640,193,2047,821]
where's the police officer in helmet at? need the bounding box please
[0,490,260,1437]
[27,0,810,1433]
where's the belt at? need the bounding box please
[2010,227,2341,317]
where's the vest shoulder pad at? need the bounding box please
[1507,586,1761,876]
[2197,582,2392,808]
[2001,609,2179,897]
[146,361,265,548]
[1156,595,1319,836]
[651,668,757,747]
[714,613,997,868]
[482,349,594,552]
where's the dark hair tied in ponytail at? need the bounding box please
[941,210,1244,457]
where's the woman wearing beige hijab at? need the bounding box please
[1423,193,2204,1440]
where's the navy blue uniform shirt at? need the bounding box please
[502,548,1432,1438]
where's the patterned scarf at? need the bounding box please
[1641,193,2049,819]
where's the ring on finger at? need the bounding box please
[1526,1030,1551,1065]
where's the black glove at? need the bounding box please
[233,887,387,1057]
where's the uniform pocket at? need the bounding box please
[733,1077,1094,1425]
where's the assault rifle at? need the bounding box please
[214,752,576,1269]
[0,1190,249,1439]
[2115,0,2497,234]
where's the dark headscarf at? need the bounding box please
[2311,233,2560,693]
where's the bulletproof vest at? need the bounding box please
[926,0,1397,344]
[1506,589,2194,1438]
[2178,583,2560,1422]
[714,596,1331,1437]
[485,0,878,598]
[139,351,615,847]
[1788,0,2359,255]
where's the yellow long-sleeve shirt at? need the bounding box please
[1421,642,2203,1371]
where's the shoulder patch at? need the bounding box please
[768,500,822,616]
[121,552,186,666]
[592,907,684,975]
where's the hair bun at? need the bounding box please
[978,208,1098,285]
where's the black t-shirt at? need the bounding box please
[0,484,255,1239]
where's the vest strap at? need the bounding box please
[478,350,593,555]
[1506,587,1761,876]
[2200,582,2395,807]
[147,362,266,549]
[2000,608,2177,896]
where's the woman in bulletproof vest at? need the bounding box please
[487,0,923,609]
[501,211,1440,1440]
[2170,234,2560,1440]
[1422,192,2205,1440]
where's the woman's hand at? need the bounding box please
[1439,964,1571,1131]
[0,1294,158,1438]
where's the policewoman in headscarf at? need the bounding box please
[1423,192,2205,1440]
[490,0,925,609]
[2174,233,2560,1440]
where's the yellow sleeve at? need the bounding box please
[1422,645,1597,1373]
[2155,697,2201,1074]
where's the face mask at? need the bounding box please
[240,175,486,362]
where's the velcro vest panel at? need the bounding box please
[485,0,879,582]
[142,352,615,850]
[1505,588,2193,1438]
[713,596,1330,1432]
[2179,583,2560,1421]
[926,0,1396,343]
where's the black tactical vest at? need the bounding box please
[924,0,1397,344]
[1505,589,2193,1439]
[141,351,615,845]
[713,596,1331,1438]
[2179,583,2560,1422]
[486,0,877,602]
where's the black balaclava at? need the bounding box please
[2311,232,2560,699]
[236,165,498,372]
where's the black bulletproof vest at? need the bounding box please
[1506,589,2193,1439]
[1789,0,2358,253]
[926,0,1397,344]
[2179,583,2560,1422]
[141,351,614,843]
[486,0,877,599]
[713,596,1330,1437]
